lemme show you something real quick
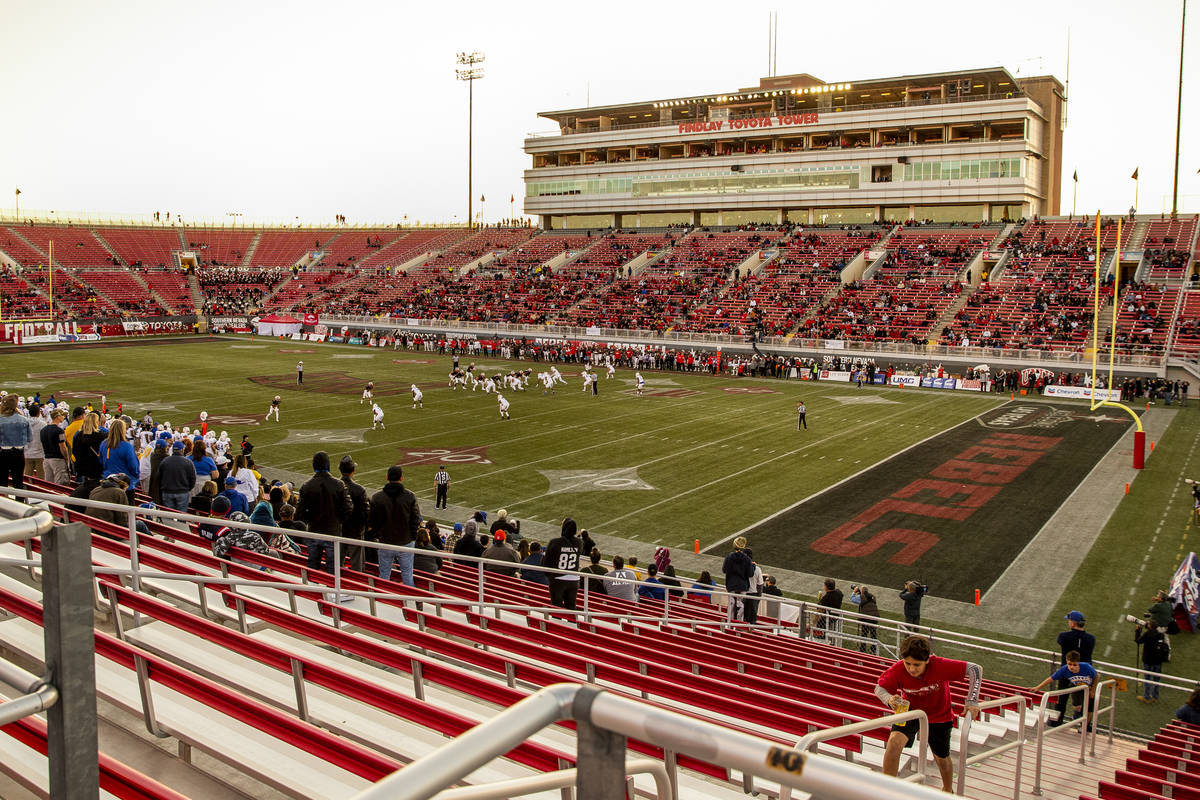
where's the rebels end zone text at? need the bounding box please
[811,433,1061,565]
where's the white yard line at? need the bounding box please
[703,396,1010,553]
[594,394,960,532]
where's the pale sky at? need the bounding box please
[1,0,1195,225]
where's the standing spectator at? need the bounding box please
[543,517,583,609]
[63,407,86,476]
[39,408,70,486]
[744,549,763,624]
[297,451,352,576]
[433,465,450,509]
[71,413,106,488]
[338,456,371,572]
[482,531,520,576]
[877,635,982,793]
[900,580,926,628]
[158,441,197,512]
[188,438,219,495]
[0,395,32,489]
[23,403,45,480]
[366,464,420,584]
[99,419,140,500]
[604,555,637,601]
[850,585,880,654]
[816,578,844,638]
[722,536,754,622]
[1135,620,1169,702]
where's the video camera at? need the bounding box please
[905,580,928,594]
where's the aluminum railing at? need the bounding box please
[1030,680,1115,796]
[779,709,931,799]
[0,494,98,797]
[349,683,955,800]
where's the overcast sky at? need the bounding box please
[0,0,1195,225]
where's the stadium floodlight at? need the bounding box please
[456,51,485,229]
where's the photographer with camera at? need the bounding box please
[900,580,926,628]
[1133,618,1170,703]
[1148,590,1178,634]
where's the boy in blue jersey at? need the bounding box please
[1033,651,1099,729]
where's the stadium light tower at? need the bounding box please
[456,51,485,229]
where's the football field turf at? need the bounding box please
[0,337,1003,542]
[3,335,1153,606]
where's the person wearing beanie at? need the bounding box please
[338,455,371,572]
[482,529,520,577]
[297,450,352,574]
[452,518,484,559]
[199,494,232,541]
[543,517,583,609]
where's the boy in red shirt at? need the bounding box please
[876,635,982,792]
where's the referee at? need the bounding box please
[796,400,808,431]
[434,465,450,509]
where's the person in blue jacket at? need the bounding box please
[638,564,667,601]
[219,475,250,515]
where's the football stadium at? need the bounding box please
[0,3,1198,799]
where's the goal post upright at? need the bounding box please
[0,238,57,324]
[1088,213,1145,468]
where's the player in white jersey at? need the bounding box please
[606,362,616,379]
[371,402,385,429]
[540,372,556,395]
[550,366,567,386]
[411,384,423,408]
[267,395,281,421]
[497,393,510,419]
[482,376,496,394]
[581,370,593,392]
[635,373,645,396]
[361,382,374,404]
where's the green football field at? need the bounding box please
[1,335,1007,552]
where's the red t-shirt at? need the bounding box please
[877,656,968,724]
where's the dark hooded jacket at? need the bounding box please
[543,517,582,581]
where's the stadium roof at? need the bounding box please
[538,66,1029,122]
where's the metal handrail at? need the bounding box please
[780,709,930,800]
[350,683,955,800]
[1031,683,1097,795]
[0,496,54,545]
[430,759,671,800]
[955,694,1027,799]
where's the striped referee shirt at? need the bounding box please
[434,470,450,486]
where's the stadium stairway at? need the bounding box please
[238,232,262,269]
